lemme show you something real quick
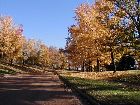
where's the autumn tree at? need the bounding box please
[38,43,49,67]
[0,16,24,64]
[66,0,138,72]
[48,47,67,69]
[0,15,65,69]
[66,2,113,72]
[112,0,140,63]
[110,0,140,37]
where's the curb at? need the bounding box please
[54,70,101,105]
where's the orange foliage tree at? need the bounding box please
[66,0,137,72]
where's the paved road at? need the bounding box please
[0,71,82,105]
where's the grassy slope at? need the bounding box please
[0,69,16,75]
[0,63,46,75]
[0,64,18,75]
[60,70,140,105]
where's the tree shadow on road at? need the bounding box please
[0,75,75,105]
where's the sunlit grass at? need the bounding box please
[61,70,140,105]
[0,69,16,74]
[0,64,26,74]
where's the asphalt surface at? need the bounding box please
[0,71,82,105]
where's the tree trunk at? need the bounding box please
[10,59,13,65]
[22,59,25,65]
[32,59,35,65]
[111,51,116,73]
[138,30,140,38]
[137,22,140,38]
[90,65,92,72]
[1,52,3,58]
[68,63,71,70]
[82,61,85,72]
[76,67,78,71]
[97,58,100,72]
[88,60,92,72]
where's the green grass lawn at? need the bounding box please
[0,69,16,75]
[110,70,140,86]
[61,70,140,105]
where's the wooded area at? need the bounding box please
[65,0,140,72]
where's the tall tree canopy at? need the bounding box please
[66,0,140,71]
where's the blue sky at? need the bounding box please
[0,0,93,48]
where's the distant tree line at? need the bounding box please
[0,16,67,69]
